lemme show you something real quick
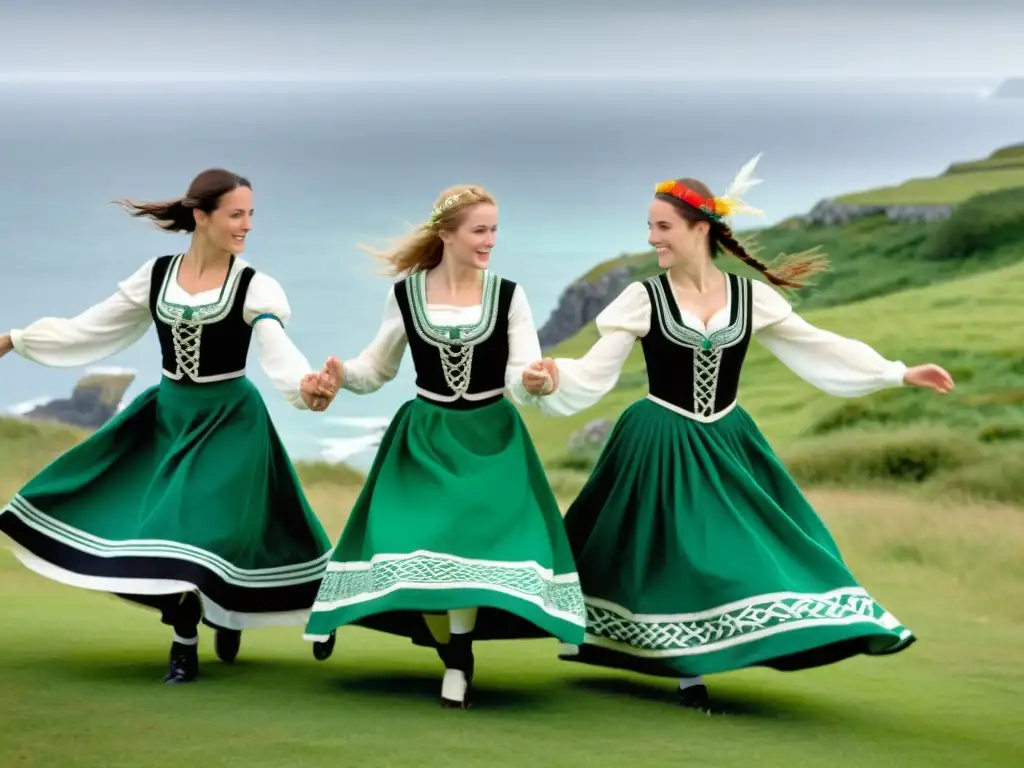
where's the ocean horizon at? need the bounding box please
[2,77,1022,469]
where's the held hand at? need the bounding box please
[0,333,12,360]
[522,358,559,396]
[537,358,559,391]
[322,356,345,391]
[300,372,336,412]
[903,364,954,394]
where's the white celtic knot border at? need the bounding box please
[581,587,908,657]
[311,550,586,625]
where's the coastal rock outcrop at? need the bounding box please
[537,265,634,351]
[804,200,953,226]
[20,370,135,429]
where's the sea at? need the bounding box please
[1,77,1022,470]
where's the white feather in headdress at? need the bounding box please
[716,153,765,219]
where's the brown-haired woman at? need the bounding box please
[302,185,586,709]
[525,156,954,710]
[0,169,338,684]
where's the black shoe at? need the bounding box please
[214,629,241,663]
[677,684,710,710]
[438,634,474,709]
[163,642,198,684]
[313,631,336,661]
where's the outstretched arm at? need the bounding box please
[751,281,953,396]
[3,260,155,367]
[336,286,408,395]
[527,282,651,417]
[246,273,335,410]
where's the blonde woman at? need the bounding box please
[0,169,338,685]
[304,186,585,709]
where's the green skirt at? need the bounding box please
[0,376,332,630]
[304,396,586,646]
[558,397,914,678]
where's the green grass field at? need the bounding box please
[1,480,1022,767]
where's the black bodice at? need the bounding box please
[639,271,753,417]
[149,254,257,384]
[393,270,516,410]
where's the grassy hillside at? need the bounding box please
[835,143,1024,205]
[521,259,1024,506]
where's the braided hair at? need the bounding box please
[655,177,829,290]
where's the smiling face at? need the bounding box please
[194,185,253,255]
[647,198,710,269]
[439,202,498,270]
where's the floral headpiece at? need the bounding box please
[655,154,766,227]
[428,193,463,229]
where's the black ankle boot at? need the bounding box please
[163,641,199,684]
[438,633,474,709]
[312,630,336,661]
[677,683,710,710]
[214,629,242,663]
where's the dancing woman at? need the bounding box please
[303,185,586,709]
[0,169,338,684]
[524,157,954,709]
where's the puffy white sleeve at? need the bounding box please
[751,280,907,397]
[341,286,408,395]
[9,259,154,367]
[538,281,651,417]
[244,272,318,410]
[504,284,545,406]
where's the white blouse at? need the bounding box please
[8,257,318,410]
[539,277,908,417]
[341,283,543,406]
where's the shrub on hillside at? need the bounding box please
[925,187,1024,261]
[977,421,1024,443]
[782,426,983,486]
[926,447,1024,506]
[805,350,1024,438]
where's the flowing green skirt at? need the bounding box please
[0,376,332,630]
[558,398,914,678]
[304,396,586,646]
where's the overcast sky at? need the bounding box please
[1,0,1020,81]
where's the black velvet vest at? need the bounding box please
[393,270,515,410]
[149,254,257,384]
[639,271,753,418]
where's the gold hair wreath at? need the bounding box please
[427,193,463,229]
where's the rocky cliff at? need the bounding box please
[21,370,135,429]
[537,265,635,351]
[801,199,953,226]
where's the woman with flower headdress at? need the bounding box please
[303,185,586,709]
[523,155,954,710]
